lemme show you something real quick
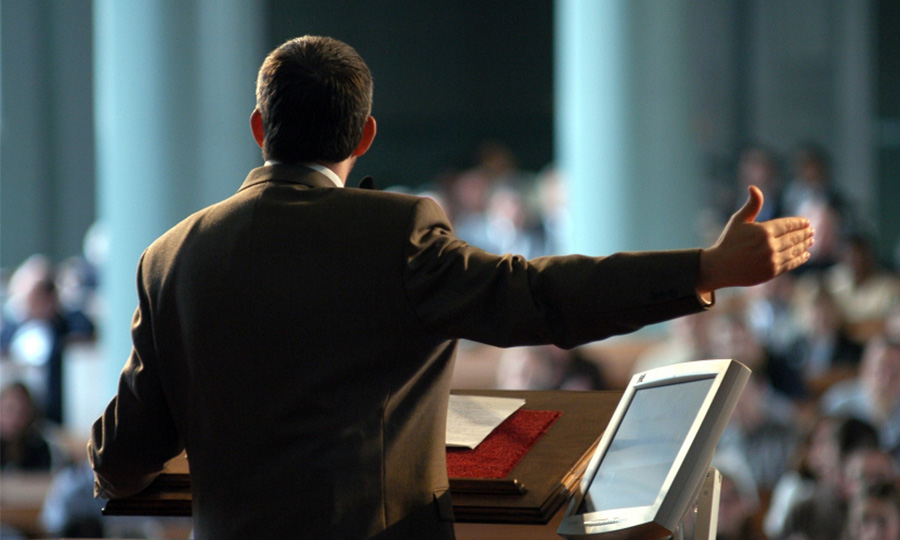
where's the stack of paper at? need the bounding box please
[446,395,526,449]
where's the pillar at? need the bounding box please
[555,0,703,256]
[93,0,264,395]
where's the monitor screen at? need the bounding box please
[576,377,715,513]
[558,359,750,540]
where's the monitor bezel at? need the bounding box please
[557,359,750,540]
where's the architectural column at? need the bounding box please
[93,0,263,395]
[555,0,703,256]
[0,0,95,267]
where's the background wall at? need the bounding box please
[1,0,96,272]
[2,0,898,269]
[876,0,900,262]
[264,0,555,189]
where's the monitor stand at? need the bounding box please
[669,467,722,540]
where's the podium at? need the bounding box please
[102,390,621,525]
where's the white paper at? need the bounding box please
[446,395,526,449]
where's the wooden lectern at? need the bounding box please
[102,390,621,526]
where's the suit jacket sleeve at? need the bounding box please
[87,252,183,499]
[402,197,709,349]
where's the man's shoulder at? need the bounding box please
[139,195,238,263]
[335,188,450,223]
[342,186,432,205]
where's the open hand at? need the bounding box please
[698,185,814,294]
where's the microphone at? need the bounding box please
[358,176,377,190]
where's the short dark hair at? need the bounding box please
[856,481,900,519]
[255,36,373,164]
[835,416,880,461]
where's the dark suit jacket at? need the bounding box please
[88,164,708,539]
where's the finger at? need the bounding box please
[778,236,815,258]
[766,216,813,237]
[775,236,815,272]
[734,185,764,223]
[778,249,813,274]
[774,227,816,253]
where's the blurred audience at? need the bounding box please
[736,144,785,223]
[764,415,840,538]
[779,417,881,540]
[781,143,840,218]
[714,449,765,540]
[55,255,101,324]
[1,255,96,424]
[822,233,900,337]
[782,143,850,271]
[632,310,717,373]
[821,334,900,460]
[745,276,805,381]
[0,381,54,471]
[532,164,570,255]
[785,279,864,399]
[495,345,607,391]
[846,481,900,540]
[40,459,106,538]
[842,447,898,506]
[719,372,798,492]
[435,140,550,259]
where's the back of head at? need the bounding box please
[255,35,373,164]
[836,416,880,462]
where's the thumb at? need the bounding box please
[734,185,764,223]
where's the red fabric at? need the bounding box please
[446,409,562,479]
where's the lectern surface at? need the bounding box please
[102,390,620,525]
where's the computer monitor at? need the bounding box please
[557,359,750,540]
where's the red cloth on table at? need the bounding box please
[446,409,562,479]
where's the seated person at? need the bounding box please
[846,481,900,540]
[0,381,52,471]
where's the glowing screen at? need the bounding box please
[577,377,715,513]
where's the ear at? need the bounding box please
[351,116,377,157]
[250,109,264,149]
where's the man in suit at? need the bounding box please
[87,36,814,539]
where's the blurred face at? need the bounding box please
[739,158,775,190]
[810,295,841,333]
[25,281,59,320]
[487,187,525,227]
[844,450,898,500]
[852,498,900,540]
[717,476,749,538]
[798,199,840,260]
[708,315,765,371]
[862,340,900,411]
[0,387,33,439]
[807,419,840,485]
[729,375,765,431]
[797,153,827,186]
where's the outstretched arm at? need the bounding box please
[697,185,814,296]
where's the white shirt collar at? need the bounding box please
[264,160,343,188]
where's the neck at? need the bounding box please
[315,157,356,186]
